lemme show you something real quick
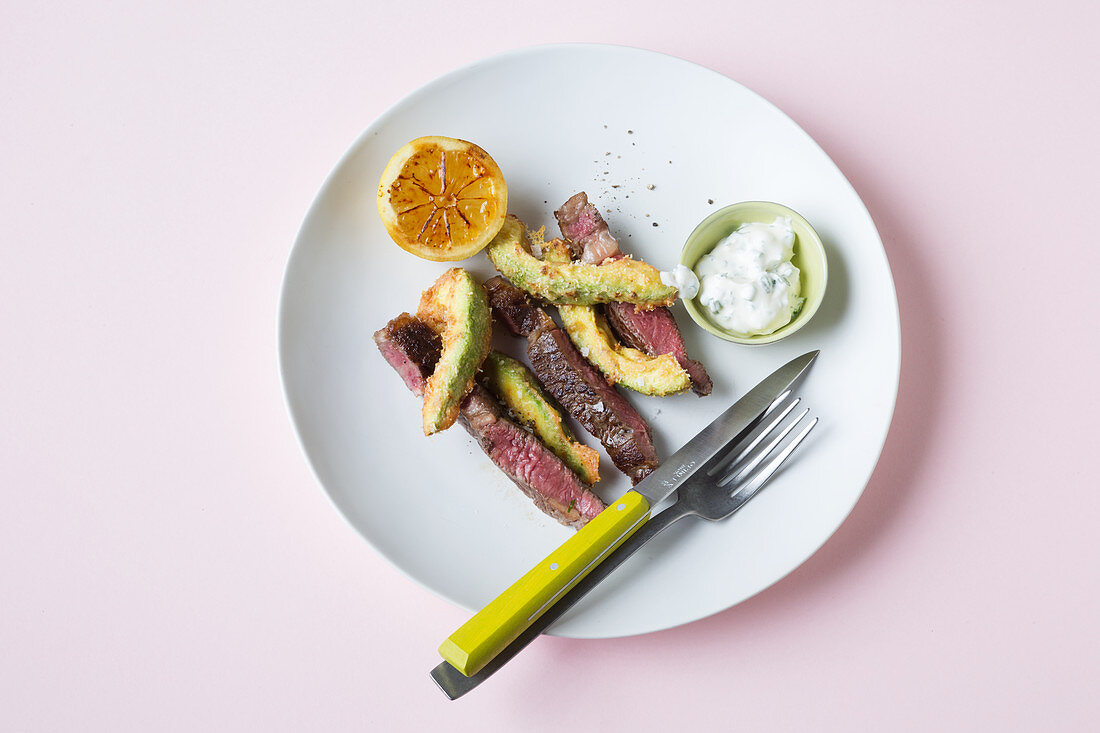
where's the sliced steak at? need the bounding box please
[485,278,659,484]
[554,192,621,264]
[528,328,659,484]
[605,302,713,396]
[457,385,605,527]
[483,276,553,338]
[374,313,604,528]
[556,192,712,396]
[374,313,442,396]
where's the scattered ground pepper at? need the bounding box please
[707,198,714,204]
[652,222,658,227]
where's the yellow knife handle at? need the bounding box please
[438,490,651,676]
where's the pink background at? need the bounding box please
[3,1,1098,730]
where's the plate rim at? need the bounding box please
[277,42,901,638]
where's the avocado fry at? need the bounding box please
[479,352,601,485]
[556,305,691,396]
[486,216,677,308]
[541,238,691,397]
[416,268,493,435]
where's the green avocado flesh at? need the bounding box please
[544,235,689,396]
[479,351,600,484]
[416,268,492,435]
[557,305,691,396]
[486,216,677,308]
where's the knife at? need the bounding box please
[436,350,819,678]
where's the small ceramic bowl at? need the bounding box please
[680,201,828,345]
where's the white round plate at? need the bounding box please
[279,44,899,639]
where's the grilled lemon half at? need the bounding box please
[377,136,507,261]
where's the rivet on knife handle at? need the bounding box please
[438,490,651,676]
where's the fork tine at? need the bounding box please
[727,416,818,509]
[763,389,793,417]
[707,392,799,478]
[718,407,810,487]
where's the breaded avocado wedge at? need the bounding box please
[543,237,690,396]
[416,268,492,435]
[557,304,691,396]
[486,216,677,308]
[479,351,601,485]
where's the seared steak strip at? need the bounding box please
[375,313,605,528]
[555,191,712,396]
[554,192,621,264]
[485,277,659,484]
[377,313,444,394]
[482,274,554,337]
[605,302,713,396]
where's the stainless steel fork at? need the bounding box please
[431,391,818,699]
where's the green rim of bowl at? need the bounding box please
[680,201,828,345]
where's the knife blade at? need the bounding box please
[436,350,819,677]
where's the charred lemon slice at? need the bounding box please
[377,136,508,261]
